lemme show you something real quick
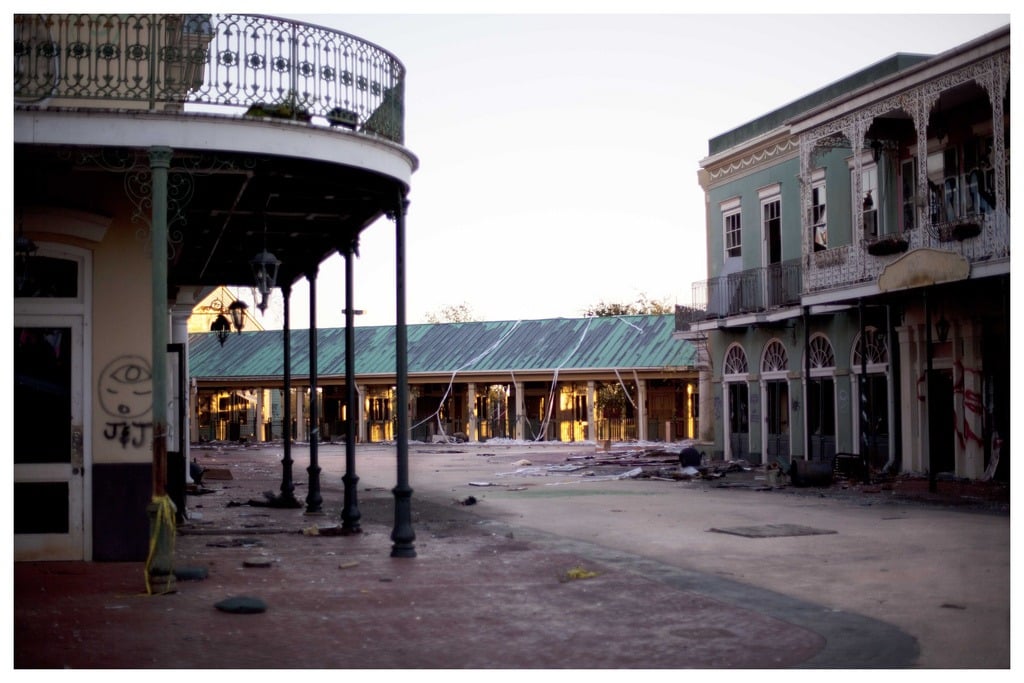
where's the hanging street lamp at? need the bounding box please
[250,249,280,313]
[228,299,248,333]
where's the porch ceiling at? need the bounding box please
[14,143,404,293]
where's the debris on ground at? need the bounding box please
[618,467,644,479]
[561,565,599,582]
[302,525,346,536]
[214,596,267,614]
[190,459,205,485]
[173,566,209,581]
[547,464,587,472]
[242,557,274,568]
[458,496,478,506]
[206,538,263,548]
[678,447,703,468]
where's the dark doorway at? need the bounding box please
[764,380,790,464]
[807,378,835,462]
[928,369,955,474]
[862,374,890,470]
[728,383,749,461]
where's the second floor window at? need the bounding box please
[860,164,879,240]
[928,137,995,224]
[812,181,827,251]
[724,210,741,258]
[901,159,916,231]
[763,197,781,265]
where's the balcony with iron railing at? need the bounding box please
[14,13,405,144]
[676,259,802,328]
[804,209,1009,297]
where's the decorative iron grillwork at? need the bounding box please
[13,13,406,143]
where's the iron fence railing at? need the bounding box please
[13,13,406,143]
[805,211,1007,294]
[678,259,802,326]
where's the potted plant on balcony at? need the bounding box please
[244,102,312,122]
[866,234,909,256]
[244,91,312,123]
[951,220,981,241]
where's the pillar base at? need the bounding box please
[390,484,416,558]
[146,497,177,590]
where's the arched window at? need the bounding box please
[723,344,748,376]
[762,339,788,373]
[852,327,889,367]
[808,334,836,372]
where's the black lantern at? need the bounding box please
[935,315,951,344]
[871,138,883,163]
[211,314,231,346]
[250,249,280,313]
[228,299,248,333]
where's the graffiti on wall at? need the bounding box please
[915,360,985,449]
[953,360,984,449]
[99,355,153,448]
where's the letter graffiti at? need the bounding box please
[103,421,154,448]
[99,355,154,448]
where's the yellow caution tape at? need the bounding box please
[144,495,177,595]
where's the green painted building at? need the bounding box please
[678,26,1009,482]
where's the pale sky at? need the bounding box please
[226,4,1012,330]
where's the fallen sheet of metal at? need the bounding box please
[707,524,838,538]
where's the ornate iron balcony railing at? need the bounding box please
[14,13,406,143]
[678,259,802,326]
[805,211,1007,294]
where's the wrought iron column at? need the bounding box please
[858,299,871,483]
[925,288,936,493]
[146,146,174,582]
[306,268,323,513]
[274,283,300,507]
[389,196,416,558]
[803,305,810,462]
[149,147,171,498]
[341,239,361,533]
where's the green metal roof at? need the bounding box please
[708,53,932,155]
[189,314,696,381]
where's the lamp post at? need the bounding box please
[305,268,323,514]
[341,240,362,534]
[271,283,301,508]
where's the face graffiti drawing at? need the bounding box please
[99,355,153,419]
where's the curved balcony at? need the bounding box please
[14,13,405,143]
[14,13,415,291]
